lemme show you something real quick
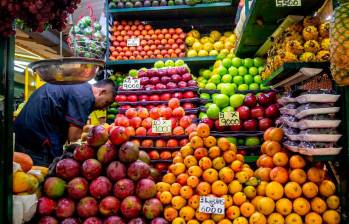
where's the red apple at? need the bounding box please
[115,95,126,102]
[166,82,177,89]
[183,91,195,99]
[171,74,182,83]
[182,73,192,82]
[182,103,194,109]
[187,80,197,87]
[229,123,242,131]
[139,77,149,85]
[150,77,160,85]
[155,83,166,90]
[144,84,155,90]
[129,117,142,129]
[214,120,225,132]
[266,91,277,103]
[236,106,250,120]
[243,119,257,131]
[149,94,160,101]
[160,76,171,84]
[160,93,171,101]
[178,81,187,88]
[250,106,264,119]
[127,95,137,102]
[172,92,183,99]
[244,93,257,107]
[139,95,148,101]
[257,93,271,106]
[265,104,280,118]
[258,118,273,131]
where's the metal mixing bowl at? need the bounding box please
[29,57,105,84]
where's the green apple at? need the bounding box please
[249,67,258,76]
[217,66,228,76]
[207,104,220,119]
[212,93,218,99]
[230,94,245,108]
[228,67,238,76]
[154,60,165,68]
[222,58,232,68]
[200,93,211,99]
[244,75,253,85]
[211,74,221,84]
[249,83,259,90]
[165,59,175,67]
[243,58,254,68]
[217,83,224,91]
[175,59,185,67]
[245,137,261,146]
[260,84,270,90]
[221,83,235,96]
[238,84,249,91]
[129,69,138,77]
[205,103,212,109]
[222,106,235,112]
[205,83,216,90]
[253,57,264,67]
[197,77,205,82]
[232,57,242,67]
[227,53,235,59]
[237,138,245,145]
[254,75,262,84]
[213,94,230,109]
[222,74,233,83]
[233,76,244,85]
[202,69,212,79]
[199,112,208,119]
[258,66,264,74]
[198,82,206,88]
[238,66,248,76]
[227,137,237,144]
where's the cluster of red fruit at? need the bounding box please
[109,20,186,60]
[0,0,80,36]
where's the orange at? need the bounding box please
[202,168,219,183]
[204,136,217,148]
[211,180,228,196]
[293,197,311,216]
[307,167,325,184]
[180,186,194,199]
[268,127,284,142]
[265,181,284,200]
[180,145,194,157]
[254,168,271,182]
[163,173,176,184]
[322,210,341,224]
[188,166,203,177]
[240,202,255,217]
[188,194,200,209]
[284,182,302,199]
[173,217,186,224]
[164,206,178,221]
[263,127,273,141]
[258,155,274,168]
[269,166,289,184]
[276,198,292,216]
[208,146,221,159]
[156,182,171,192]
[232,192,246,206]
[256,181,268,196]
[232,217,248,224]
[228,180,242,194]
[223,150,236,164]
[218,219,232,224]
[179,206,195,221]
[257,197,275,215]
[242,167,254,179]
[160,191,173,204]
[231,160,243,172]
[217,137,231,151]
[261,140,272,154]
[265,141,282,157]
[236,171,250,184]
[272,152,289,167]
[13,172,31,193]
[229,143,237,152]
[326,195,340,210]
[289,155,306,169]
[173,156,184,164]
[197,123,210,138]
[251,196,263,209]
[184,155,198,168]
[170,183,181,196]
[195,210,211,221]
[202,220,215,224]
[199,157,212,170]
[219,167,234,184]
[223,195,233,208]
[194,147,208,160]
[236,154,245,162]
[212,214,225,222]
[226,205,240,220]
[249,212,267,224]
[172,163,186,176]
[212,157,226,170]
[187,176,200,188]
[302,182,319,199]
[176,173,189,186]
[319,180,336,197]
[267,213,284,224]
[196,182,211,196]
[311,197,327,214]
[189,131,198,140]
[171,196,187,210]
[305,212,322,224]
[190,136,204,149]
[289,169,307,184]
[285,213,302,224]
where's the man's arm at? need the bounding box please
[68,123,83,142]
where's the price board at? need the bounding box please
[152,120,172,133]
[275,0,301,7]
[122,78,141,90]
[127,38,140,47]
[219,112,240,126]
[199,196,225,215]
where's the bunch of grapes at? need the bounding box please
[0,0,81,36]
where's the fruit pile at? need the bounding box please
[109,0,230,8]
[0,0,80,36]
[253,127,341,224]
[262,16,330,80]
[35,124,167,223]
[109,20,186,60]
[185,30,237,58]
[156,123,264,224]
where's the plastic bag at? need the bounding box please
[298,115,341,129]
[295,103,340,119]
[13,194,38,224]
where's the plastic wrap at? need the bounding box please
[298,142,342,155]
[295,91,340,103]
[295,103,340,119]
[298,115,341,129]
[280,103,298,116]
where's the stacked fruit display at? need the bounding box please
[253,127,341,224]
[109,20,186,60]
[109,0,230,8]
[35,124,167,223]
[185,30,237,58]
[262,16,330,80]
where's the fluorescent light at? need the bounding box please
[14,66,24,73]
[14,60,30,66]
[88,79,97,84]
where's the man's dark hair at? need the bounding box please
[93,79,117,96]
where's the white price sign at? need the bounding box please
[219,112,240,126]
[275,0,301,7]
[127,38,140,46]
[199,196,225,215]
[122,78,141,89]
[152,120,172,133]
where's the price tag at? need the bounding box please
[152,120,172,133]
[127,38,140,47]
[122,78,141,90]
[199,196,225,215]
[219,112,240,126]
[275,0,301,7]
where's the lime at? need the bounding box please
[199,112,208,119]
[245,137,260,146]
[227,137,237,144]
[202,69,212,79]
[253,57,264,67]
[260,84,270,90]
[211,74,221,84]
[258,66,264,74]
[232,57,242,67]
[243,58,254,68]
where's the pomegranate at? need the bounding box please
[136,178,156,199]
[81,159,102,180]
[37,197,56,216]
[89,176,112,199]
[103,216,125,224]
[127,160,150,181]
[87,125,109,147]
[113,179,135,199]
[73,144,95,162]
[83,217,102,224]
[120,196,142,219]
[99,196,120,216]
[77,197,98,218]
[55,198,75,219]
[143,198,163,219]
[97,143,117,164]
[106,161,126,181]
[55,158,80,180]
[67,177,89,199]
[118,141,139,163]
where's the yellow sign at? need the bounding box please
[219,112,240,126]
[152,120,172,133]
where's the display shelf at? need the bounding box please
[139,147,181,151]
[234,0,326,57]
[109,2,239,20]
[199,88,274,94]
[118,97,207,106]
[244,155,259,163]
[237,145,260,150]
[150,159,173,163]
[117,86,198,95]
[308,155,339,162]
[210,130,264,137]
[129,135,188,140]
[261,62,329,87]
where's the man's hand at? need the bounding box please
[68,123,83,142]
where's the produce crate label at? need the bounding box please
[199,196,225,215]
[219,112,240,126]
[122,78,141,89]
[127,38,140,47]
[275,0,301,7]
[152,120,172,133]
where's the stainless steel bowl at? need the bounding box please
[29,57,105,84]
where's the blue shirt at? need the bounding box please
[14,83,95,157]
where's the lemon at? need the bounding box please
[187,49,198,57]
[203,42,214,52]
[224,31,233,37]
[210,30,222,41]
[198,50,209,57]
[188,29,200,39]
[200,36,211,44]
[192,42,202,51]
[185,36,196,47]
[214,41,224,51]
[209,50,219,56]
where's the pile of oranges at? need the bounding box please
[252,127,341,224]
[155,123,261,224]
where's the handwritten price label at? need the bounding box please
[275,0,301,7]
[152,120,172,133]
[122,78,141,90]
[219,112,240,126]
[199,196,225,215]
[127,38,140,47]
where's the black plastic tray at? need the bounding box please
[118,86,198,95]
[129,135,189,140]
